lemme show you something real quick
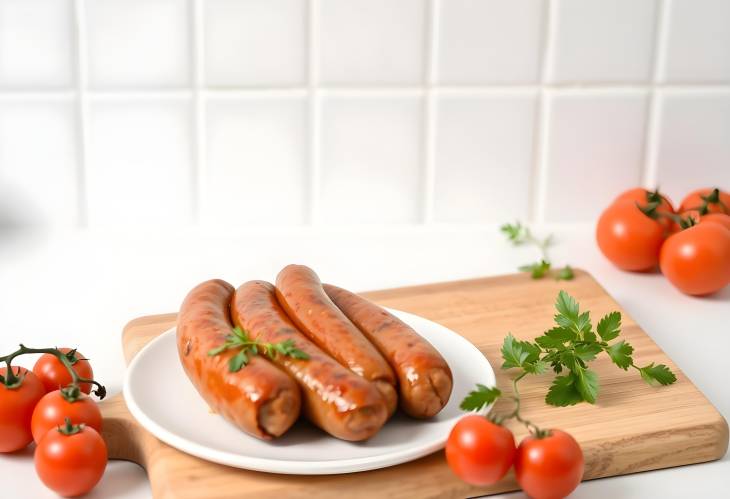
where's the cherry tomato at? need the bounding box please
[31,389,102,444]
[615,187,675,231]
[596,200,666,271]
[0,367,46,453]
[660,222,730,295]
[446,415,516,485]
[35,422,107,497]
[679,188,730,215]
[33,348,94,394]
[515,429,584,499]
[700,212,730,232]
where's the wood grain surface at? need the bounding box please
[99,270,728,498]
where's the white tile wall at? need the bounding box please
[433,92,537,222]
[546,0,658,83]
[0,0,729,231]
[86,0,191,88]
[204,96,308,225]
[437,0,544,84]
[0,100,78,226]
[659,0,730,83]
[319,95,423,224]
[0,0,74,88]
[85,100,193,227]
[205,0,307,87]
[318,0,426,85]
[653,90,730,203]
[541,90,649,222]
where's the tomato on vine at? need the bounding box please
[0,367,46,453]
[35,419,107,497]
[31,388,103,444]
[615,187,675,232]
[515,429,584,499]
[446,415,516,485]
[679,188,730,215]
[596,199,666,271]
[34,348,94,394]
[660,220,730,295]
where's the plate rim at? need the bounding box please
[123,308,495,475]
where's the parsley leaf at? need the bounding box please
[501,222,527,244]
[575,368,599,404]
[501,334,540,369]
[546,374,584,406]
[535,327,575,348]
[575,343,602,362]
[209,326,309,372]
[556,265,575,281]
[555,290,579,323]
[523,359,549,375]
[519,260,551,279]
[229,350,248,372]
[597,311,622,341]
[460,384,501,411]
[638,363,677,386]
[605,340,634,370]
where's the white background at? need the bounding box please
[1,0,729,497]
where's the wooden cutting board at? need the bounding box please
[99,270,728,498]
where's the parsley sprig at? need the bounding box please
[208,326,309,372]
[501,222,574,281]
[461,291,677,428]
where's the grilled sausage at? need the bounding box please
[275,265,398,416]
[323,284,453,418]
[177,279,301,439]
[231,280,388,441]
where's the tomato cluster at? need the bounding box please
[596,187,730,296]
[446,415,584,498]
[0,348,107,497]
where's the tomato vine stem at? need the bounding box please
[0,344,106,399]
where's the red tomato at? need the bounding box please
[660,222,730,295]
[515,429,584,499]
[679,188,730,215]
[35,422,107,497]
[700,212,730,232]
[596,200,666,271]
[446,415,516,485]
[33,348,94,394]
[31,389,102,444]
[615,187,675,231]
[0,367,46,453]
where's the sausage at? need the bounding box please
[275,265,398,416]
[323,284,453,419]
[231,280,388,441]
[177,279,301,439]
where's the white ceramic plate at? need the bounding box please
[123,309,495,475]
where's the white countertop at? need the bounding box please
[1,225,728,498]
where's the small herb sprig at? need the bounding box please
[461,291,676,422]
[208,326,309,372]
[501,222,574,281]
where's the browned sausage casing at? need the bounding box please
[275,265,398,416]
[177,279,301,439]
[323,284,453,419]
[231,280,388,441]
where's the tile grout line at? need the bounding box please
[643,0,670,188]
[422,0,438,224]
[3,83,730,100]
[72,0,89,228]
[307,0,321,226]
[530,0,555,225]
[191,0,205,225]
